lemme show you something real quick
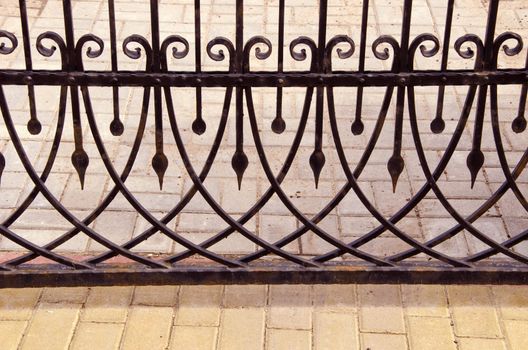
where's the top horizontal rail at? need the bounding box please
[0,69,527,87]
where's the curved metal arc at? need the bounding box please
[317,84,478,263]
[79,84,243,268]
[6,34,157,267]
[0,87,93,269]
[326,85,469,267]
[166,85,314,264]
[245,86,392,266]
[163,83,316,267]
[407,85,528,263]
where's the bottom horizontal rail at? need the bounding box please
[1,264,528,287]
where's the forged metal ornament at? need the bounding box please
[0,0,526,287]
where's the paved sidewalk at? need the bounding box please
[0,284,528,350]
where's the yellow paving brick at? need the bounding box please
[82,286,133,323]
[361,333,408,350]
[175,286,222,326]
[132,285,178,306]
[504,320,528,350]
[457,337,507,350]
[267,329,311,350]
[402,285,448,317]
[408,316,456,350]
[313,311,358,350]
[0,288,41,320]
[41,287,88,304]
[358,285,405,333]
[170,326,218,350]
[224,285,267,308]
[447,286,502,338]
[20,303,81,350]
[121,306,173,350]
[0,320,27,350]
[314,284,356,311]
[268,285,312,330]
[70,322,124,350]
[492,286,528,320]
[219,309,265,350]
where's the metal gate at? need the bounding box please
[0,0,526,287]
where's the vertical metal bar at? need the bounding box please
[18,0,41,135]
[272,0,286,134]
[388,0,412,192]
[467,0,499,187]
[352,0,369,136]
[512,50,528,133]
[108,0,124,136]
[232,0,248,189]
[310,0,328,188]
[431,0,454,134]
[150,0,168,189]
[192,0,206,134]
[63,0,89,189]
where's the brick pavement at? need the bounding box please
[0,0,527,348]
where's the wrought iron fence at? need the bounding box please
[0,0,526,287]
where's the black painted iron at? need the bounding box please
[0,0,526,287]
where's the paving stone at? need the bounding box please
[170,326,218,350]
[224,285,267,308]
[219,309,265,350]
[121,306,173,350]
[175,286,223,326]
[0,288,41,321]
[457,338,507,350]
[503,320,528,350]
[0,320,27,350]
[358,285,405,333]
[70,322,124,350]
[82,287,133,323]
[448,286,502,338]
[267,329,311,350]
[492,286,528,320]
[268,285,312,330]
[402,285,449,317]
[407,316,456,350]
[313,311,358,350]
[132,285,178,306]
[361,333,408,350]
[20,303,81,350]
[40,287,88,304]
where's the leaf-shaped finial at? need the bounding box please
[27,118,42,135]
[387,154,404,193]
[192,118,207,135]
[110,118,124,136]
[71,149,89,189]
[512,115,526,133]
[271,116,286,134]
[231,150,248,190]
[0,152,5,187]
[466,149,484,188]
[152,152,169,190]
[309,149,326,189]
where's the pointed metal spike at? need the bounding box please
[231,150,249,190]
[0,152,5,187]
[466,149,484,189]
[387,154,405,193]
[110,119,124,136]
[309,150,326,189]
[512,116,527,133]
[430,117,445,134]
[192,118,207,135]
[27,119,42,135]
[71,149,89,190]
[152,152,169,190]
[351,119,364,135]
[271,116,286,134]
